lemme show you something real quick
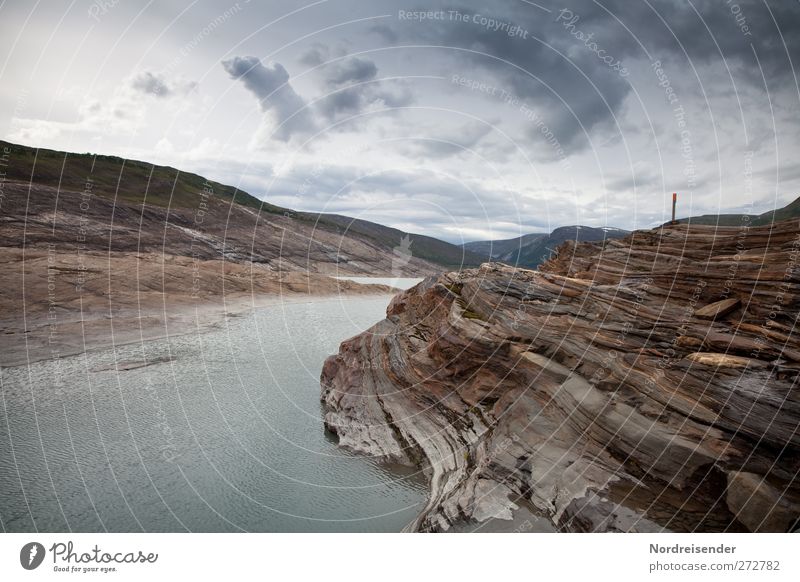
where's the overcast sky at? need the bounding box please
[1,0,798,242]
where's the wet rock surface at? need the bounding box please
[321,220,800,532]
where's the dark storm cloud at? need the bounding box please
[222,55,315,141]
[379,0,800,154]
[299,43,330,67]
[316,55,380,120]
[568,0,800,87]
[319,89,365,117]
[383,2,637,153]
[223,50,413,139]
[316,55,414,121]
[317,82,414,121]
[323,56,378,86]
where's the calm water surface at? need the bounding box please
[0,291,428,532]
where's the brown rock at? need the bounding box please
[694,298,741,320]
[726,472,800,532]
[685,352,761,368]
[322,219,800,532]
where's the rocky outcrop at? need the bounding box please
[321,219,800,532]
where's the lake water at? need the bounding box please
[0,291,428,532]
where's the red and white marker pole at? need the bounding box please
[672,192,677,223]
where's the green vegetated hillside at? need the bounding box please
[0,140,276,212]
[677,197,800,226]
[0,140,484,270]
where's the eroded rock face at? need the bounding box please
[321,220,800,532]
[0,181,450,276]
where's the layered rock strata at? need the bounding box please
[321,220,800,532]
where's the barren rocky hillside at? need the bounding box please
[0,140,483,275]
[0,179,449,276]
[0,140,485,365]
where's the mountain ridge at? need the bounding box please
[462,225,630,269]
[676,196,800,227]
[461,195,800,270]
[0,139,484,272]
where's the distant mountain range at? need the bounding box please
[463,195,800,270]
[462,225,630,269]
[0,140,484,274]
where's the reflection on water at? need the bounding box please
[0,295,427,532]
[334,276,424,290]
